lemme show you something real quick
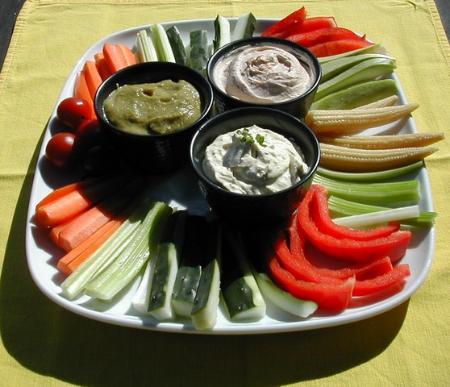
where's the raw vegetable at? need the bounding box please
[320,132,445,149]
[284,16,337,35]
[297,186,412,262]
[254,273,318,318]
[188,30,209,75]
[103,43,136,73]
[83,61,102,99]
[315,57,396,100]
[317,161,424,182]
[94,53,111,80]
[146,211,186,320]
[220,232,266,322]
[57,219,123,275]
[85,202,172,300]
[150,24,176,62]
[61,200,148,299]
[333,206,420,228]
[231,12,256,41]
[313,174,420,206]
[320,54,394,83]
[328,195,437,228]
[136,29,158,62]
[36,182,80,210]
[306,104,419,136]
[318,43,387,63]
[319,143,437,172]
[311,79,398,110]
[309,39,373,58]
[352,264,410,296]
[57,97,93,129]
[171,216,207,317]
[354,95,399,110]
[189,221,221,330]
[287,27,368,48]
[261,7,306,38]
[312,185,401,240]
[45,132,75,169]
[166,26,187,65]
[74,72,95,117]
[213,15,231,51]
[117,44,137,66]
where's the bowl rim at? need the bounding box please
[189,106,321,199]
[206,36,322,108]
[94,61,214,139]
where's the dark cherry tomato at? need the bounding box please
[74,118,106,156]
[57,97,93,129]
[45,132,76,168]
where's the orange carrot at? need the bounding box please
[56,180,136,252]
[49,223,66,247]
[36,176,128,228]
[94,52,111,81]
[103,43,127,74]
[117,44,137,66]
[74,71,95,118]
[83,60,103,100]
[57,219,123,275]
[36,182,80,211]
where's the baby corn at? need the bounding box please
[321,132,444,150]
[320,143,438,172]
[353,95,399,110]
[306,103,419,136]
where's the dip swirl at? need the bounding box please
[213,45,312,104]
[203,125,309,195]
[103,79,201,135]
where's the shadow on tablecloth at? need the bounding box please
[0,133,409,387]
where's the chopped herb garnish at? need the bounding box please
[256,134,266,146]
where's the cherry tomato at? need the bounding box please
[45,132,76,168]
[73,118,106,155]
[57,97,93,129]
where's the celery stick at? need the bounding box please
[136,29,158,62]
[315,57,396,101]
[313,174,420,206]
[333,205,420,227]
[328,196,436,227]
[213,15,231,51]
[61,203,147,300]
[85,202,172,301]
[151,24,176,62]
[318,44,387,63]
[317,162,423,182]
[311,79,398,110]
[231,12,256,41]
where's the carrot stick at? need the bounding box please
[36,182,80,211]
[103,43,128,74]
[57,219,123,275]
[83,60,103,99]
[49,224,65,246]
[117,44,137,66]
[74,71,95,118]
[94,52,111,80]
[36,176,128,228]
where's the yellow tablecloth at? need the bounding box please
[1,0,449,385]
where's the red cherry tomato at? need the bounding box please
[57,97,93,129]
[45,132,76,168]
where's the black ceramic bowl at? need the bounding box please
[95,62,213,173]
[190,107,320,224]
[207,37,321,118]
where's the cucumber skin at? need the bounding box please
[148,245,171,312]
[171,265,202,316]
[312,79,398,110]
[189,30,209,75]
[222,277,256,319]
[166,26,187,66]
[315,58,396,101]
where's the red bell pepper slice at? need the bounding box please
[349,281,406,308]
[352,264,410,296]
[287,27,367,48]
[312,185,400,241]
[284,17,337,36]
[289,214,394,280]
[261,7,306,38]
[308,39,373,57]
[297,186,412,262]
[268,255,355,313]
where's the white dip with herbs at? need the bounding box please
[203,125,309,195]
[213,45,312,104]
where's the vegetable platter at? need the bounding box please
[26,16,436,334]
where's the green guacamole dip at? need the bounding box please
[103,79,201,135]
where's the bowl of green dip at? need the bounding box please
[95,62,213,173]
